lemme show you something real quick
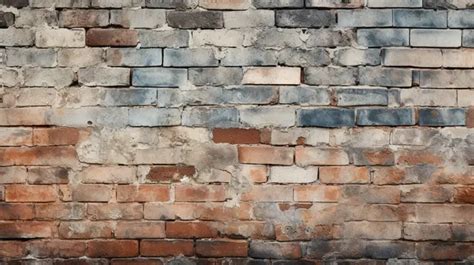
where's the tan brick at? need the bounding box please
[295,146,349,166]
[319,166,369,184]
[238,146,294,165]
[242,67,301,85]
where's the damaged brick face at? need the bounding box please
[1,0,474,263]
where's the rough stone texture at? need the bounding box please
[0,1,473,263]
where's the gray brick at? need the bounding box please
[306,29,353,47]
[91,0,144,8]
[110,9,166,29]
[182,107,239,127]
[132,68,187,87]
[224,10,274,28]
[359,67,412,87]
[24,68,75,88]
[306,0,363,8]
[336,88,388,106]
[15,10,58,28]
[106,48,162,67]
[338,10,392,28]
[128,108,181,126]
[192,29,254,47]
[252,0,304,8]
[276,10,335,28]
[298,108,355,128]
[29,0,89,7]
[6,48,57,67]
[400,89,457,107]
[167,11,224,29]
[0,12,14,28]
[423,0,472,9]
[304,67,357,86]
[367,0,422,7]
[0,0,29,8]
[79,67,130,87]
[357,29,409,47]
[58,48,104,67]
[240,106,296,127]
[189,67,243,86]
[448,10,474,28]
[357,108,415,126]
[420,70,474,88]
[253,28,304,48]
[145,0,198,8]
[139,30,189,48]
[0,68,19,87]
[163,48,218,67]
[280,87,331,106]
[0,29,34,47]
[59,10,109,28]
[280,48,329,67]
[221,48,277,66]
[411,29,462,47]
[103,89,156,106]
[334,48,381,66]
[419,108,466,126]
[393,10,447,28]
[463,30,474,47]
[46,107,128,128]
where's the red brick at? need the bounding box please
[195,239,248,257]
[238,146,294,165]
[454,187,474,203]
[33,127,81,146]
[0,203,35,220]
[372,167,406,185]
[117,184,170,202]
[141,239,194,257]
[87,240,139,258]
[467,107,474,128]
[241,185,293,202]
[87,203,143,220]
[319,166,369,184]
[5,185,56,202]
[198,202,253,221]
[165,222,219,238]
[86,29,138,47]
[0,146,78,166]
[294,185,341,202]
[116,221,165,239]
[353,148,395,166]
[175,185,228,202]
[146,165,196,183]
[27,240,87,258]
[396,150,444,165]
[0,241,26,258]
[417,242,474,260]
[220,221,273,239]
[0,222,54,239]
[59,221,114,239]
[212,128,261,144]
[111,259,163,265]
[72,184,113,202]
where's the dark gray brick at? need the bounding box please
[276,10,335,28]
[306,29,353,48]
[419,108,466,126]
[167,11,224,29]
[0,0,29,8]
[357,108,415,126]
[423,0,460,9]
[278,48,330,67]
[253,0,304,8]
[182,107,239,127]
[189,67,243,86]
[336,88,388,106]
[0,12,14,28]
[146,0,197,8]
[163,48,218,67]
[297,108,355,128]
[393,10,447,28]
[357,29,409,47]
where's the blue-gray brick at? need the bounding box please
[221,48,277,66]
[276,10,335,28]
[463,30,474,47]
[103,89,157,106]
[448,10,474,28]
[357,108,415,126]
[338,10,392,28]
[359,67,412,87]
[189,67,243,86]
[182,107,239,127]
[280,86,331,106]
[336,88,388,106]
[393,10,447,28]
[128,108,181,126]
[297,108,355,128]
[357,29,409,47]
[163,48,218,67]
[419,108,466,126]
[278,48,330,67]
[304,67,357,86]
[106,48,162,66]
[132,68,187,87]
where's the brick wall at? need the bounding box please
[0,0,473,263]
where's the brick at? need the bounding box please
[343,185,400,204]
[253,28,304,48]
[306,29,353,48]
[357,108,415,126]
[145,0,197,8]
[141,240,194,256]
[36,29,85,48]
[196,240,248,257]
[403,223,450,241]
[71,184,113,202]
[200,0,250,9]
[243,67,300,85]
[319,166,369,184]
[338,10,392,27]
[139,30,189,48]
[423,0,474,9]
[400,89,457,106]
[117,185,170,202]
[166,222,218,238]
[78,166,136,184]
[420,70,474,88]
[0,28,34,46]
[394,10,447,28]
[59,221,114,239]
[221,48,277,66]
[79,67,130,87]
[182,107,239,127]
[448,10,474,28]
[419,108,466,126]
[352,148,395,166]
[253,0,304,8]
[249,241,302,259]
[0,222,54,239]
[306,0,363,8]
[270,166,318,183]
[6,48,56,67]
[0,108,48,126]
[391,128,437,146]
[417,242,474,260]
[294,185,341,202]
[15,10,57,27]
[359,67,412,87]
[0,241,26,258]
[239,165,268,183]
[454,187,474,204]
[133,68,187,87]
[344,222,401,240]
[224,10,274,28]
[13,88,57,107]
[33,127,80,146]
[29,0,90,7]
[401,185,452,202]
[334,48,381,66]
[24,68,75,88]
[175,185,227,202]
[0,68,18,87]
[213,128,260,144]
[107,48,162,66]
[304,67,357,86]
[111,9,165,29]
[0,128,32,146]
[34,203,85,220]
[240,107,295,127]
[336,88,388,106]
[411,29,462,47]
[271,128,330,146]
[0,146,78,167]
[128,108,181,127]
[167,11,223,29]
[59,10,109,28]
[367,0,422,7]
[295,147,349,166]
[91,0,144,7]
[116,221,165,238]
[241,185,293,201]
[46,107,128,128]
[86,29,138,47]
[28,240,87,258]
[58,48,103,67]
[463,29,474,47]
[0,0,29,7]
[396,150,444,166]
[164,48,217,67]
[146,166,196,183]
[88,240,138,258]
[238,146,294,165]
[442,49,474,68]
[278,48,330,67]
[468,108,474,128]
[276,10,334,28]
[297,108,355,128]
[383,48,442,67]
[280,87,331,105]
[103,88,157,106]
[189,67,243,86]
[5,185,56,202]
[357,29,409,47]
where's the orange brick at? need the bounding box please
[195,239,248,257]
[146,165,196,183]
[454,187,474,204]
[397,150,444,165]
[5,185,56,202]
[141,239,194,257]
[0,146,78,167]
[0,203,35,220]
[117,185,170,202]
[165,222,218,238]
[87,240,138,258]
[213,128,261,144]
[241,185,293,202]
[319,166,369,184]
[0,222,54,239]
[0,241,27,258]
[71,184,113,202]
[175,185,227,202]
[33,127,81,145]
[294,185,341,202]
[238,146,294,165]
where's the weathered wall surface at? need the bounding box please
[0,0,473,263]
